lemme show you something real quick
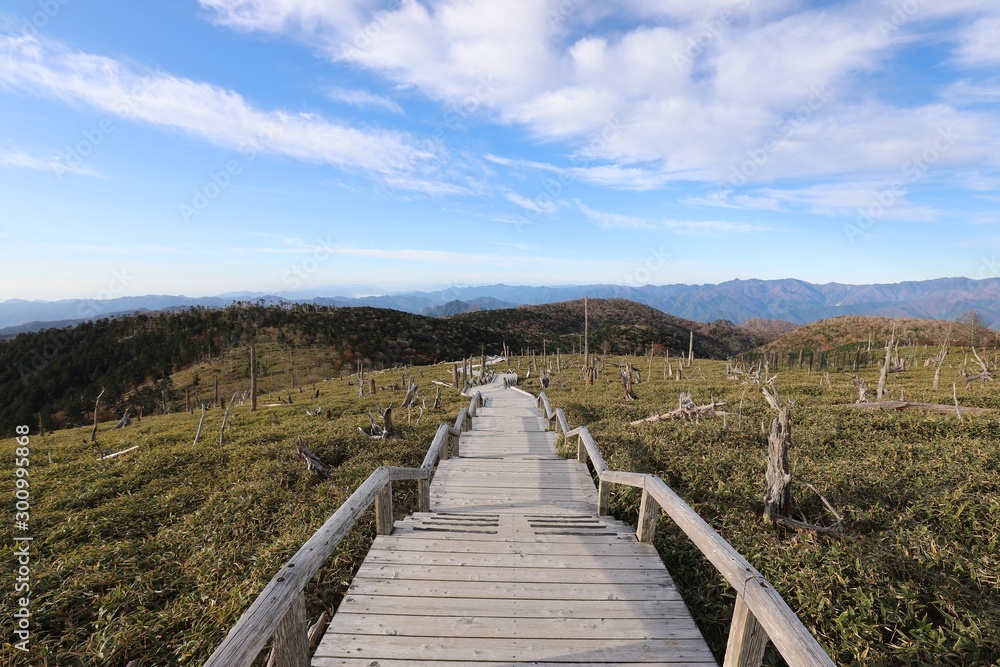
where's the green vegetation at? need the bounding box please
[4,305,998,666]
[0,299,770,437]
[760,315,997,356]
[0,364,471,666]
[531,349,999,666]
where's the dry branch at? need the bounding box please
[192,405,207,446]
[90,388,105,443]
[296,436,331,479]
[630,392,731,425]
[846,400,988,416]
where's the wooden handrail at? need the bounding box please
[204,394,481,667]
[532,391,834,667]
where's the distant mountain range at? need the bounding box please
[3,277,998,335]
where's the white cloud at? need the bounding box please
[576,200,771,234]
[954,13,1000,67]
[327,86,403,113]
[0,147,99,176]
[576,200,653,229]
[661,220,773,234]
[505,191,558,214]
[684,189,783,212]
[757,182,941,221]
[197,0,1000,192]
[0,33,443,188]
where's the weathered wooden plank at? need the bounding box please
[336,594,689,617]
[363,550,666,570]
[369,537,657,556]
[325,613,704,640]
[353,562,673,585]
[313,635,717,663]
[343,579,681,601]
[316,661,710,667]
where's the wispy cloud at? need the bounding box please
[662,220,774,234]
[0,33,441,188]
[575,201,772,234]
[327,86,403,113]
[506,191,557,214]
[684,189,784,212]
[576,200,654,229]
[0,148,99,176]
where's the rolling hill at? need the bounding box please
[761,315,999,355]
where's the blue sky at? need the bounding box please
[1,0,999,301]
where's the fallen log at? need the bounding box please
[845,400,988,415]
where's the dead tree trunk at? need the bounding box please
[219,392,237,446]
[250,339,258,412]
[193,405,207,446]
[762,386,792,523]
[433,386,442,409]
[90,388,105,443]
[400,379,419,408]
[452,363,459,388]
[621,364,637,400]
[877,330,894,400]
[851,375,869,403]
[688,331,694,367]
[381,406,397,438]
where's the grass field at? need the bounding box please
[4,349,998,666]
[525,350,999,666]
[1,363,469,666]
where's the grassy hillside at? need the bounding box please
[762,315,997,355]
[0,364,471,666]
[531,348,999,665]
[4,345,998,665]
[1,299,766,436]
[0,303,504,434]
[452,298,762,359]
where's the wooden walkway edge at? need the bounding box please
[312,376,716,666]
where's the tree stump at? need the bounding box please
[762,387,792,523]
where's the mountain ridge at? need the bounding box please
[3,276,998,333]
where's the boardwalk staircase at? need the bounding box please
[204,372,835,667]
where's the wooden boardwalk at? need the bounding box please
[312,377,716,666]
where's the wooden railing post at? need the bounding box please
[272,592,309,667]
[375,482,393,536]
[637,487,660,543]
[418,477,430,513]
[724,593,769,667]
[598,478,611,516]
[576,434,587,463]
[451,430,460,458]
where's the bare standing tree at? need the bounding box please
[957,309,989,348]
